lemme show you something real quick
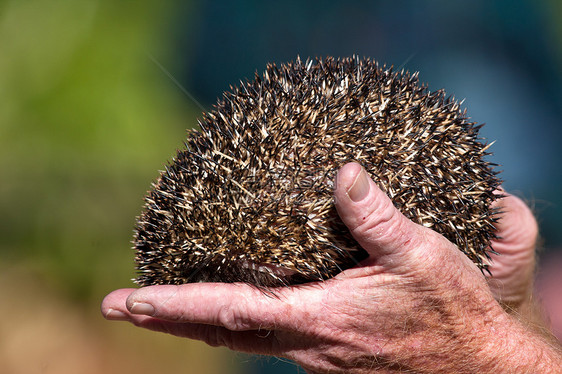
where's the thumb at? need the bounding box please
[334,162,426,264]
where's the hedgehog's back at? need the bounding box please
[134,57,500,287]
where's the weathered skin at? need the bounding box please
[102,163,562,373]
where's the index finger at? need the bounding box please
[123,283,321,332]
[101,288,136,320]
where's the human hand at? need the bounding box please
[102,163,561,373]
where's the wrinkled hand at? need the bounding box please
[102,163,560,373]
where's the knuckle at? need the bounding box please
[352,197,413,248]
[217,305,249,331]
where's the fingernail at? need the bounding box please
[347,167,370,202]
[105,309,129,321]
[130,302,155,316]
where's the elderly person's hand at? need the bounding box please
[102,163,561,373]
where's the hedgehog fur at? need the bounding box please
[134,56,501,288]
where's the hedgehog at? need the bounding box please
[133,56,501,288]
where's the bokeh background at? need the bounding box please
[1,1,561,373]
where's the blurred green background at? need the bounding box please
[0,1,240,373]
[1,1,561,373]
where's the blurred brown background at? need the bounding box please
[1,1,561,373]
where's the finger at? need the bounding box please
[102,295,282,354]
[124,283,317,332]
[487,193,538,302]
[102,287,292,355]
[125,314,281,354]
[334,162,429,263]
[101,288,136,321]
[490,193,538,256]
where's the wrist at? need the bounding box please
[475,307,562,373]
[397,299,562,374]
